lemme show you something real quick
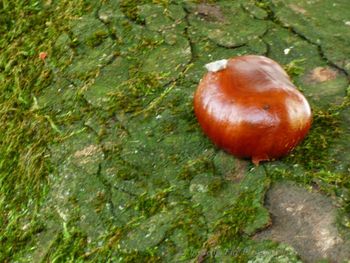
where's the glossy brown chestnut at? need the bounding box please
[194,55,312,165]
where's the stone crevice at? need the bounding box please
[183,4,196,65]
[95,163,118,218]
[93,4,119,71]
[130,4,195,117]
[212,41,247,50]
[113,185,138,197]
[252,1,349,82]
[260,28,271,57]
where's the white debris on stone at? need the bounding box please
[284,47,293,55]
[205,59,228,72]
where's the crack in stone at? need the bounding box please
[240,3,267,21]
[130,4,195,118]
[68,122,119,220]
[238,3,271,56]
[281,22,350,80]
[113,184,138,197]
[183,4,196,65]
[95,163,117,218]
[213,41,247,50]
[252,1,349,82]
[260,27,271,57]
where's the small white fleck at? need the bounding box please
[205,59,228,72]
[155,115,162,119]
[22,223,30,231]
[284,47,293,55]
[345,21,350,26]
[99,14,109,22]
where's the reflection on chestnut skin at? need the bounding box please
[194,55,312,165]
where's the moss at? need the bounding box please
[213,193,258,245]
[284,58,306,79]
[109,71,163,113]
[172,205,207,259]
[119,0,147,24]
[207,176,225,196]
[3,1,350,261]
[107,36,167,114]
[116,250,161,263]
[86,30,109,47]
[131,187,173,218]
[41,222,88,262]
[0,0,90,260]
[119,0,170,25]
[285,107,341,170]
[191,0,219,3]
[178,154,214,180]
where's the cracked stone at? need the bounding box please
[263,26,348,106]
[119,208,180,251]
[83,57,129,108]
[241,2,268,20]
[141,38,191,85]
[28,1,350,261]
[139,4,186,33]
[271,0,350,75]
[188,1,267,48]
[65,38,116,78]
[138,5,191,85]
[35,131,113,255]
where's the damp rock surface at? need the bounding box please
[255,182,350,262]
[31,0,350,261]
[3,1,350,262]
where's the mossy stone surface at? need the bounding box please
[271,0,350,74]
[2,0,350,262]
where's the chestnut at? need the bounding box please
[194,55,312,165]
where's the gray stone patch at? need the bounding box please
[195,3,225,22]
[255,181,350,262]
